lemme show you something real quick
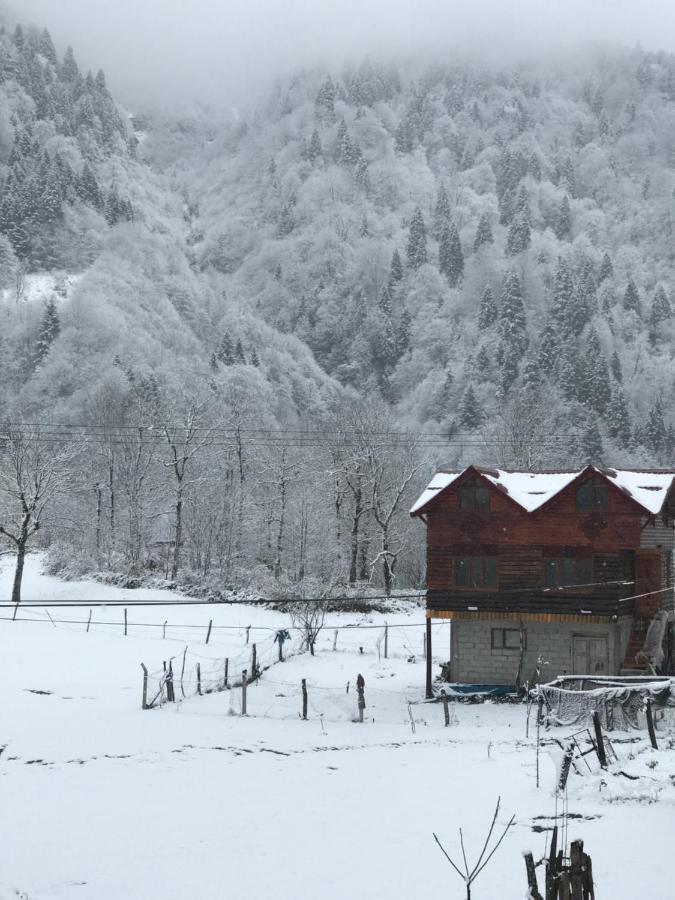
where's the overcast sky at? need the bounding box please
[12,0,675,109]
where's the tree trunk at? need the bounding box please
[12,537,27,606]
[349,477,362,584]
[171,482,183,581]
[382,527,392,596]
[108,453,115,551]
[95,483,102,564]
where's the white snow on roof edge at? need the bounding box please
[410,472,460,514]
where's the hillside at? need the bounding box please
[185,49,675,467]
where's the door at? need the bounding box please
[572,635,609,674]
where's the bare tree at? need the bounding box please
[0,425,72,606]
[289,598,327,656]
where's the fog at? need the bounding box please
[12,0,675,109]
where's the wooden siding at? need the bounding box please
[429,609,618,625]
[423,471,647,616]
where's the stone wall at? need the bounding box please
[447,617,633,684]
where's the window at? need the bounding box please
[454,556,497,588]
[491,628,525,650]
[458,477,490,510]
[576,480,608,512]
[544,557,592,589]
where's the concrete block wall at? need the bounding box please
[448,617,633,684]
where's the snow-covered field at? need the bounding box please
[1,556,674,900]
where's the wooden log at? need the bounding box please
[205,619,213,645]
[224,657,229,689]
[425,617,433,699]
[301,678,308,720]
[524,852,543,900]
[140,663,148,710]
[441,689,450,726]
[559,870,571,900]
[584,852,595,900]
[558,743,574,792]
[592,711,608,768]
[546,825,558,900]
[570,841,584,900]
[646,698,658,749]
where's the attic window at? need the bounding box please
[458,477,490,510]
[576,479,608,512]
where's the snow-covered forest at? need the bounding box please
[2,14,675,592]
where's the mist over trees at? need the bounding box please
[2,15,675,593]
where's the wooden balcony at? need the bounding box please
[426,590,635,618]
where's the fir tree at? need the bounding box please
[505,214,531,256]
[598,252,613,283]
[378,284,393,317]
[394,115,414,154]
[77,163,102,209]
[235,339,246,364]
[406,207,427,269]
[623,278,641,315]
[581,421,604,463]
[649,285,671,343]
[306,129,322,163]
[473,211,494,252]
[475,345,491,377]
[610,350,623,383]
[581,328,611,413]
[388,249,404,288]
[397,308,412,356]
[607,388,631,444]
[537,322,558,375]
[554,194,572,240]
[478,286,498,329]
[250,348,260,367]
[35,298,60,366]
[216,332,234,365]
[61,46,81,83]
[433,188,451,239]
[438,223,463,287]
[551,257,575,337]
[459,385,483,428]
[498,270,528,355]
[314,77,335,120]
[645,400,666,453]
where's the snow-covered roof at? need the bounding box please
[409,471,461,514]
[411,466,675,516]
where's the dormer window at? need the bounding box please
[458,477,490,510]
[576,478,608,512]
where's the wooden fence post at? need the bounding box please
[333,629,338,651]
[246,625,250,644]
[592,711,607,768]
[524,852,543,900]
[356,673,365,723]
[646,698,658,749]
[224,658,229,689]
[86,610,92,633]
[302,678,308,720]
[196,662,202,696]
[251,643,257,681]
[163,620,167,639]
[569,840,584,900]
[166,661,175,702]
[124,608,128,636]
[141,663,148,709]
[441,689,450,726]
[384,623,388,659]
[205,619,213,645]
[241,669,248,715]
[425,617,433,700]
[180,646,187,698]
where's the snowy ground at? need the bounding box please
[2,556,674,899]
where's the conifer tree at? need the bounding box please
[473,211,494,252]
[378,284,393,317]
[623,278,641,315]
[438,223,463,287]
[537,322,558,374]
[459,385,483,428]
[551,256,575,336]
[394,115,414,154]
[406,208,427,269]
[388,249,404,289]
[38,28,58,65]
[498,270,528,355]
[554,194,572,240]
[598,252,613,283]
[516,185,532,226]
[478,286,498,329]
[475,345,491,377]
[314,76,335,120]
[35,297,60,366]
[505,214,531,255]
[607,387,631,444]
[306,129,322,163]
[216,332,234,365]
[581,328,611,413]
[645,400,667,454]
[235,339,246,364]
[581,421,604,463]
[610,350,623,383]
[61,46,81,83]
[250,348,260,367]
[649,285,671,343]
[433,188,451,239]
[397,308,412,356]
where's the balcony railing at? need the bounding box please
[426,590,635,618]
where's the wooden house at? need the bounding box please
[410,466,675,686]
